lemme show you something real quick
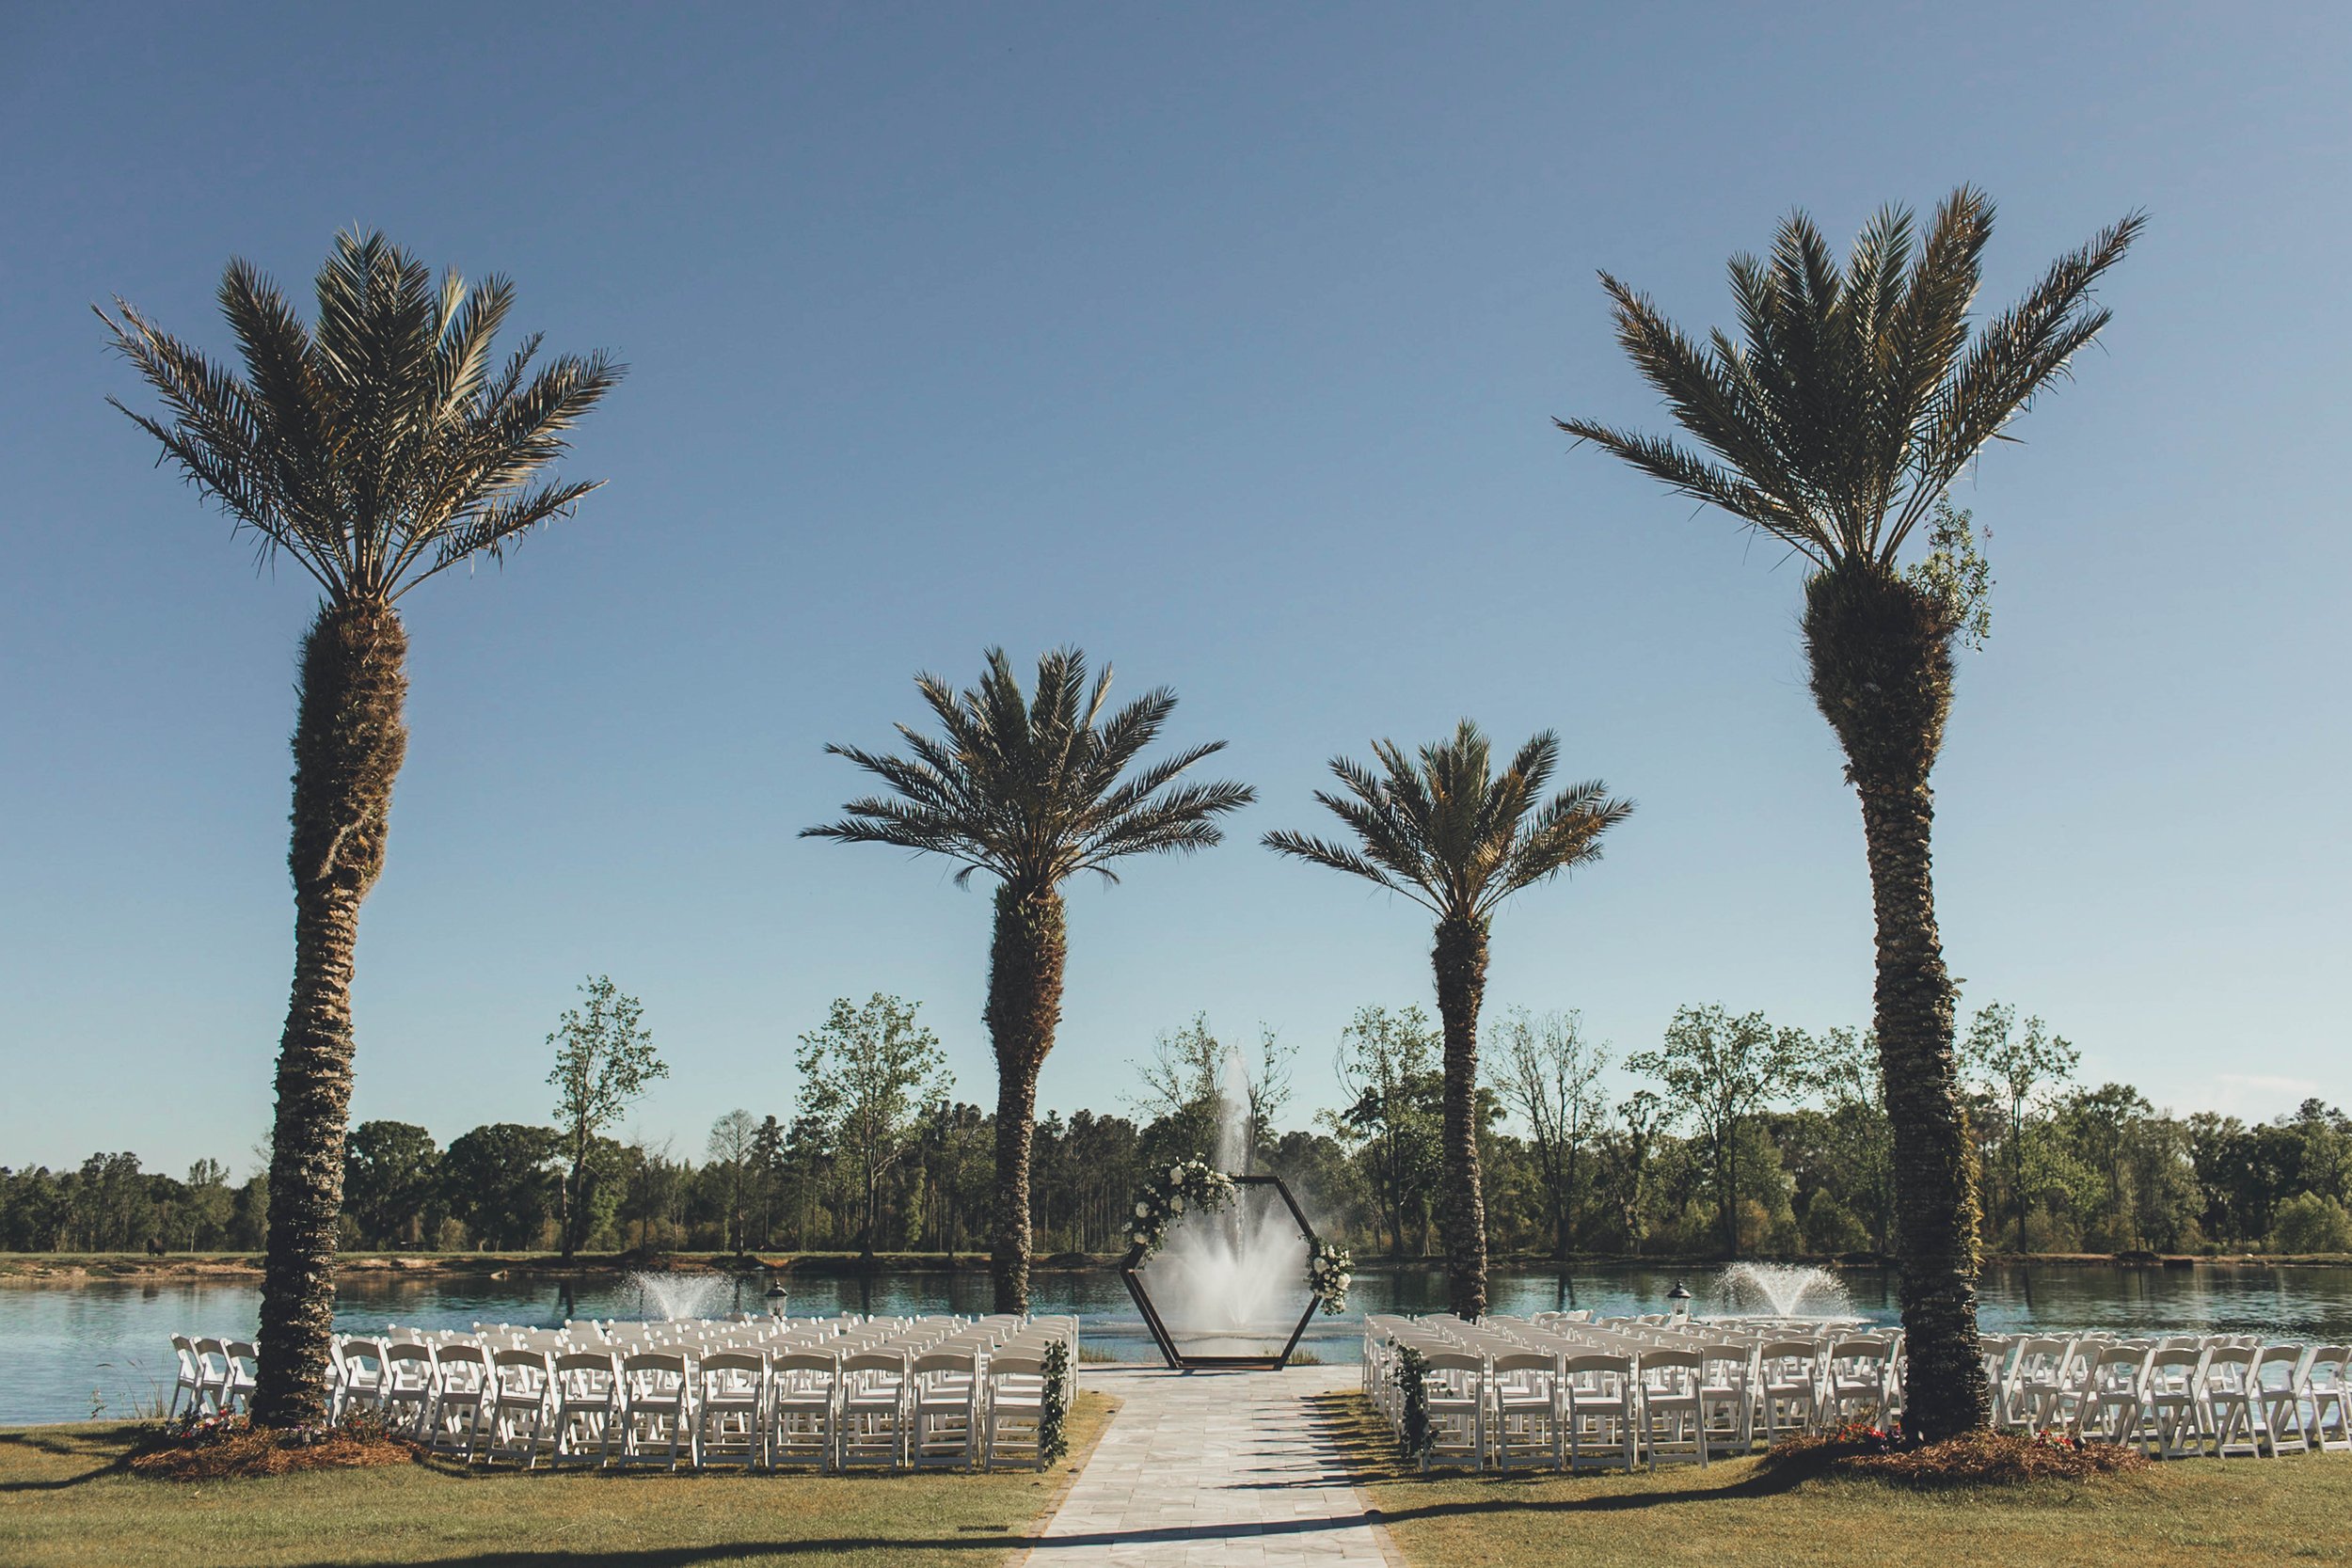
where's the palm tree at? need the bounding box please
[1555,187,2140,1438]
[803,647,1253,1311]
[1264,721,1630,1317]
[100,232,622,1425]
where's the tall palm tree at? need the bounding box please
[1555,187,2140,1438]
[1265,721,1630,1317]
[803,647,1253,1311]
[100,232,621,1426]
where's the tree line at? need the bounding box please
[13,1000,2345,1261]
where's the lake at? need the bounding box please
[6,1260,2350,1426]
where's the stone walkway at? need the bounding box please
[1024,1366,1399,1566]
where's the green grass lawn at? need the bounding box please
[1313,1391,2352,1568]
[0,1392,1113,1568]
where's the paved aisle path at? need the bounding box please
[1025,1366,1400,1566]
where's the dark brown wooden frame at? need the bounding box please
[1120,1173,1324,1370]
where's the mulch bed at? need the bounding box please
[127,1415,422,1481]
[1765,1422,2151,1487]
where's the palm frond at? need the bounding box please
[1267,724,1628,926]
[1562,189,2141,571]
[808,648,1249,895]
[103,230,623,609]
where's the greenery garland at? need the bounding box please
[1124,1157,1239,1256]
[1391,1343,1435,1462]
[1038,1338,1072,1466]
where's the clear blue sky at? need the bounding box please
[3,2,2345,1177]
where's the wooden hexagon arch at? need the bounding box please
[1120,1172,1323,1370]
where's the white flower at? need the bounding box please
[1136,1202,1150,1219]
[1171,1195,1184,1214]
[1168,1165,1184,1184]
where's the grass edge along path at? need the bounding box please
[0,1391,1118,1568]
[1313,1391,2351,1568]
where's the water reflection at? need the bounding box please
[8,1259,2352,1426]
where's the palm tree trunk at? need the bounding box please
[1431,915,1490,1319]
[1805,562,1988,1440]
[253,603,408,1428]
[983,884,1066,1313]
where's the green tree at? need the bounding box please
[797,994,951,1261]
[1267,721,1630,1317]
[102,234,621,1425]
[804,647,1252,1310]
[343,1122,439,1245]
[1557,190,2140,1437]
[707,1109,759,1254]
[181,1159,237,1250]
[1810,1026,1896,1250]
[1962,1003,2078,1253]
[1320,1006,1445,1256]
[1493,1007,1612,1258]
[1629,1006,1816,1257]
[1130,1015,1292,1172]
[440,1124,562,1250]
[547,975,666,1260]
[2269,1192,2352,1255]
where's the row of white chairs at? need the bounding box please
[169,1312,1079,1471]
[1364,1313,2352,1469]
[1364,1313,1903,1471]
[1981,1332,2352,1458]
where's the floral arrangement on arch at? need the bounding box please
[1125,1158,1237,1258]
[1307,1240,1353,1315]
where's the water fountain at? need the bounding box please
[1126,1048,1321,1369]
[624,1268,733,1323]
[1710,1260,1855,1321]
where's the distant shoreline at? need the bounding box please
[3,1247,2346,1286]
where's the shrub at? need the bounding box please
[1765,1421,2149,1487]
[2268,1193,2352,1255]
[128,1412,420,1481]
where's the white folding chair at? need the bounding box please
[1700,1341,1758,1456]
[481,1349,554,1467]
[1490,1351,1563,1471]
[1419,1352,1486,1471]
[1564,1352,1639,1471]
[549,1351,620,1466]
[616,1352,692,1469]
[1756,1339,1820,1440]
[2252,1344,2311,1456]
[981,1353,1047,1470]
[694,1351,769,1469]
[771,1352,841,1469]
[332,1338,388,1423]
[167,1335,203,1419]
[839,1352,911,1469]
[911,1351,980,1470]
[423,1342,490,1456]
[1636,1349,1708,1468]
[2301,1345,2351,1453]
[2139,1345,2206,1458]
[2199,1345,2263,1458]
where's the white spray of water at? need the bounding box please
[1712,1261,1851,1319]
[1139,1047,1308,1355]
[625,1270,732,1322]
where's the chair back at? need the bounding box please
[700,1350,767,1403]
